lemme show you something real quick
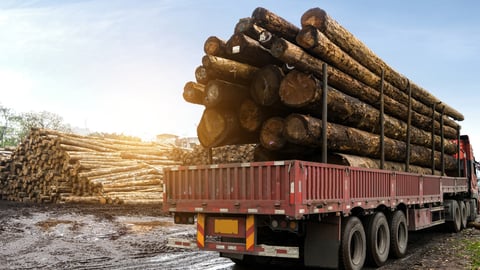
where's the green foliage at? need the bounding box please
[0,104,71,147]
[467,240,480,268]
[16,111,71,142]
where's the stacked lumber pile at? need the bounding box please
[0,148,14,189]
[0,129,183,204]
[181,144,256,165]
[183,7,463,175]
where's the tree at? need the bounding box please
[16,111,72,142]
[0,104,19,147]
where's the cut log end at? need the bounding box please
[283,115,309,143]
[279,70,317,107]
[197,109,226,147]
[239,99,263,132]
[260,117,286,150]
[300,7,328,31]
[204,36,226,56]
[250,65,284,106]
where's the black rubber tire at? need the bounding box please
[389,210,408,258]
[365,212,390,267]
[459,200,468,229]
[340,216,366,270]
[449,200,462,233]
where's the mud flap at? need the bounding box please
[304,215,341,268]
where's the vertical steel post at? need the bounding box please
[431,103,436,175]
[322,63,328,163]
[405,81,412,172]
[441,107,445,176]
[457,125,461,176]
[380,69,385,169]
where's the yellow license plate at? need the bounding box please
[214,219,239,235]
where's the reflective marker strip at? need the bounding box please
[167,238,197,249]
[197,213,205,248]
[246,215,255,251]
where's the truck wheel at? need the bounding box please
[449,200,462,232]
[340,216,366,270]
[389,210,408,258]
[364,212,390,267]
[459,201,468,229]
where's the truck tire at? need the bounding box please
[449,200,462,232]
[340,216,366,270]
[459,201,468,229]
[364,212,390,267]
[389,210,408,258]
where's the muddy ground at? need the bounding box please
[0,201,479,270]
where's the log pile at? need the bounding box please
[0,129,184,204]
[181,144,256,165]
[183,6,463,175]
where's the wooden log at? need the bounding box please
[204,79,250,108]
[195,65,209,85]
[250,65,285,106]
[234,17,266,41]
[61,195,107,204]
[270,37,458,139]
[259,117,287,151]
[251,7,300,44]
[239,99,265,133]
[284,113,456,170]
[78,164,147,178]
[204,36,228,57]
[279,70,457,154]
[300,7,464,121]
[225,32,282,67]
[202,55,259,84]
[197,108,257,148]
[183,81,205,105]
[296,25,459,130]
[329,153,441,175]
[238,99,286,133]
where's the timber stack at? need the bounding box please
[184,6,463,175]
[0,128,184,204]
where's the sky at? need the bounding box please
[0,1,479,152]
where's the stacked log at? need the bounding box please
[0,129,184,204]
[0,148,14,196]
[183,7,462,175]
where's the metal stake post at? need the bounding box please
[322,63,328,163]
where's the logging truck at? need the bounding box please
[163,6,479,270]
[164,136,479,269]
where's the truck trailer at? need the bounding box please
[165,6,479,270]
[163,135,478,269]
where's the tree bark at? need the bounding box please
[234,17,266,41]
[300,7,464,121]
[279,70,457,154]
[270,37,458,139]
[296,25,459,130]
[202,55,259,84]
[197,108,257,148]
[250,65,285,106]
[251,7,300,44]
[284,113,456,170]
[183,81,205,105]
[226,32,282,67]
[329,153,441,175]
[204,79,250,108]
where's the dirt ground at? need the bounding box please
[0,200,479,270]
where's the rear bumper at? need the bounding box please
[167,237,299,258]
